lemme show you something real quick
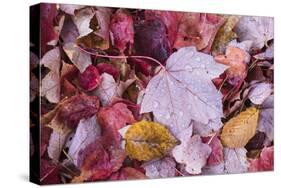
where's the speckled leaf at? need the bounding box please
[68,115,101,166]
[212,16,240,55]
[221,107,259,148]
[63,42,92,73]
[224,148,248,173]
[234,16,274,49]
[40,47,61,103]
[124,120,178,161]
[173,135,211,174]
[142,157,176,178]
[141,47,228,137]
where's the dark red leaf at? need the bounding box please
[96,63,120,80]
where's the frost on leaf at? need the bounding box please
[234,16,274,49]
[141,47,228,137]
[248,82,273,105]
[124,120,178,161]
[173,135,211,174]
[142,157,176,178]
[40,47,61,103]
[68,115,101,166]
[224,147,248,173]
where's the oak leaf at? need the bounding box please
[124,120,178,161]
[221,107,259,148]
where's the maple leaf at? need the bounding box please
[249,146,274,172]
[234,16,274,49]
[224,148,249,173]
[140,47,228,137]
[68,115,101,166]
[40,47,61,103]
[142,157,176,178]
[63,42,92,73]
[123,120,178,161]
[97,102,136,146]
[202,135,224,166]
[110,9,134,52]
[172,135,211,174]
[258,95,274,141]
[221,107,259,148]
[94,73,135,106]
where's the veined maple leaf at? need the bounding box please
[140,47,228,137]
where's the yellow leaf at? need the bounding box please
[124,120,178,161]
[221,107,259,148]
[212,16,240,55]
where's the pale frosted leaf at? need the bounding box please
[73,7,95,37]
[47,130,70,161]
[40,47,61,103]
[224,148,248,174]
[193,118,223,136]
[68,116,101,166]
[141,47,228,137]
[172,134,211,174]
[63,42,92,73]
[59,4,85,15]
[234,16,274,49]
[248,82,273,105]
[202,162,224,175]
[142,157,176,178]
[228,39,253,52]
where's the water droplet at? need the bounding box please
[196,57,201,62]
[200,64,206,69]
[153,101,159,108]
[179,111,184,117]
[165,113,171,120]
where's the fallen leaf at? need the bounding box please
[249,146,273,171]
[60,15,79,43]
[221,107,259,148]
[42,94,100,132]
[173,13,225,52]
[258,95,274,141]
[248,82,273,105]
[172,135,211,174]
[59,4,85,15]
[78,65,101,91]
[68,115,101,166]
[142,157,176,178]
[110,167,147,180]
[73,7,95,37]
[234,16,274,49]
[97,102,136,146]
[96,63,120,80]
[141,47,228,137]
[40,47,61,103]
[202,135,224,166]
[63,42,92,73]
[40,159,61,184]
[94,73,135,106]
[224,148,248,173]
[212,16,240,55]
[192,118,223,136]
[110,9,134,52]
[124,120,178,161]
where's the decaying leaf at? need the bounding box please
[141,47,228,138]
[124,120,178,161]
[221,107,259,148]
[40,47,61,103]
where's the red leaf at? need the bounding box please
[96,63,120,80]
[40,159,61,185]
[202,135,224,166]
[110,167,147,180]
[249,146,274,172]
[78,65,101,91]
[97,102,136,146]
[110,9,134,52]
[129,58,153,76]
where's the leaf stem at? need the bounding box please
[78,46,166,71]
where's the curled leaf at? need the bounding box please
[221,107,259,148]
[124,120,178,161]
